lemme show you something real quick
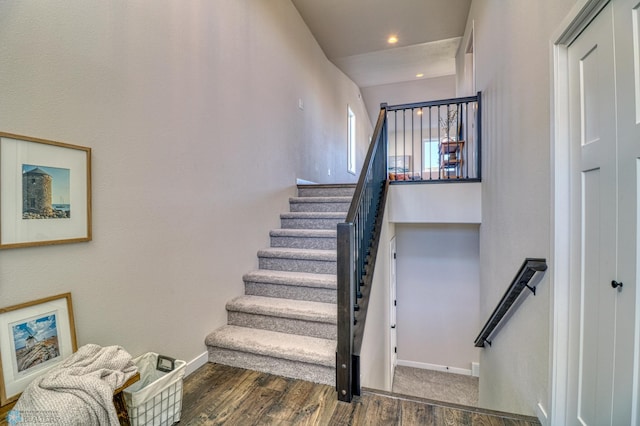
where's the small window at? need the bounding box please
[423,139,439,172]
[347,106,356,174]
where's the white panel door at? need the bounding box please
[568,3,619,425]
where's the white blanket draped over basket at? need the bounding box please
[14,344,138,426]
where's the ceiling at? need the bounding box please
[291,0,472,88]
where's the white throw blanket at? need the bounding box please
[14,344,138,426]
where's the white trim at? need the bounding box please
[185,351,209,377]
[397,359,472,376]
[389,236,397,389]
[549,40,571,426]
[347,105,356,175]
[467,21,476,95]
[296,178,317,185]
[555,0,610,45]
[537,402,549,426]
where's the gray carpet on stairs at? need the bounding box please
[205,185,354,385]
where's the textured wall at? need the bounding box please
[457,0,576,417]
[361,75,456,126]
[395,224,480,371]
[0,0,370,368]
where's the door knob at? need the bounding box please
[611,280,623,289]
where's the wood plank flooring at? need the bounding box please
[181,363,541,426]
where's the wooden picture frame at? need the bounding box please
[0,293,78,407]
[0,132,91,249]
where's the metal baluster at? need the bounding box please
[402,109,406,180]
[429,106,433,180]
[465,102,469,178]
[412,107,415,179]
[438,105,442,179]
[420,107,423,181]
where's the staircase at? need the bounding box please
[205,184,355,386]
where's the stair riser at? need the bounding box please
[228,312,336,340]
[270,236,337,250]
[244,282,337,303]
[258,257,336,274]
[208,348,335,386]
[281,218,343,230]
[297,187,355,198]
[289,202,350,213]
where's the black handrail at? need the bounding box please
[385,94,480,111]
[474,258,548,348]
[336,106,388,403]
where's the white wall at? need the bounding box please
[0,0,371,368]
[361,76,456,127]
[360,200,395,391]
[360,184,481,390]
[388,183,481,224]
[458,0,576,417]
[395,224,480,372]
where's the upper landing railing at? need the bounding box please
[386,93,482,183]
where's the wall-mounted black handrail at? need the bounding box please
[474,258,548,348]
[336,106,388,403]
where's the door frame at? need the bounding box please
[389,236,397,387]
[550,0,611,424]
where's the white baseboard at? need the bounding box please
[185,351,208,377]
[536,402,548,426]
[471,362,480,377]
[296,178,317,185]
[397,359,473,376]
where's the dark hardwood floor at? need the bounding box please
[180,363,541,425]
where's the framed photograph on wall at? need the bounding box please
[0,293,77,407]
[0,133,91,249]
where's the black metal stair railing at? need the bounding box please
[336,92,484,403]
[386,93,482,182]
[474,258,548,348]
[336,107,388,403]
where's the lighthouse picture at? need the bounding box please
[22,164,71,219]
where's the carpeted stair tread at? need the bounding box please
[226,295,336,324]
[257,247,336,261]
[204,183,355,384]
[289,196,352,203]
[269,229,337,238]
[205,325,335,367]
[280,212,347,219]
[297,184,356,198]
[243,270,336,289]
[270,228,338,249]
[280,212,346,230]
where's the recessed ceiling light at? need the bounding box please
[387,35,398,44]
[416,73,424,78]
